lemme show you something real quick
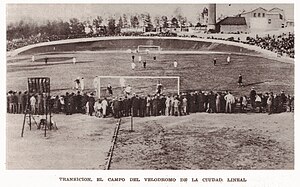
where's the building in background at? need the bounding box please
[241,7,286,32]
[215,17,248,34]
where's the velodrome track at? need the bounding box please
[7,36,294,64]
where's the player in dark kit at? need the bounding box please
[238,74,243,87]
[143,60,147,68]
[213,58,217,66]
[44,57,48,64]
[156,81,163,94]
[131,55,135,62]
[107,83,113,96]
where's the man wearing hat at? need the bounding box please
[249,87,257,111]
[88,93,95,116]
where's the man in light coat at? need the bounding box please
[224,91,235,113]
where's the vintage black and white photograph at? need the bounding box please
[5,1,294,174]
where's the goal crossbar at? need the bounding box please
[94,76,180,98]
[137,45,161,52]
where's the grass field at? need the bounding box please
[7,51,294,97]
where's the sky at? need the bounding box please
[6,3,294,25]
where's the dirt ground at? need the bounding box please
[111,112,294,170]
[6,113,117,169]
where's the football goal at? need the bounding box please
[137,45,161,53]
[93,76,180,98]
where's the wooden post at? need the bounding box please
[21,112,27,137]
[29,112,31,130]
[44,104,47,137]
[130,107,133,132]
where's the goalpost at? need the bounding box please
[93,76,180,99]
[137,45,161,53]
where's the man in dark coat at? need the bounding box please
[81,93,88,114]
[249,87,257,111]
[139,96,146,117]
[280,91,287,113]
[75,91,82,113]
[131,95,139,117]
[198,91,205,112]
[88,93,95,116]
[65,92,70,115]
[152,95,159,116]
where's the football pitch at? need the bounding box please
[7,51,294,97]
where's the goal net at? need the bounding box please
[137,45,161,54]
[93,76,180,99]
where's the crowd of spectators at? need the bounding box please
[7,88,294,119]
[246,32,294,58]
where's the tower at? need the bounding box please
[207,4,216,31]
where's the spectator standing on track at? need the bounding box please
[213,58,217,66]
[72,57,76,64]
[31,55,35,63]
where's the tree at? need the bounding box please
[93,16,103,35]
[122,14,129,28]
[171,17,179,28]
[174,7,184,28]
[154,16,160,27]
[144,13,153,32]
[107,17,116,35]
[69,18,85,36]
[130,15,139,28]
[116,16,123,34]
[161,16,168,30]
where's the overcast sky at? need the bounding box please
[6,4,294,24]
